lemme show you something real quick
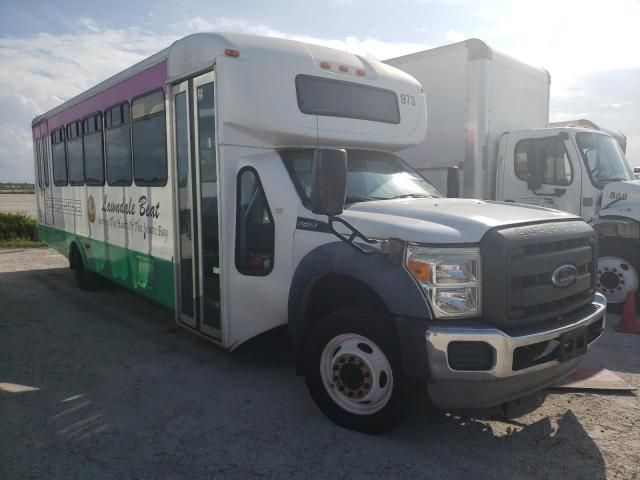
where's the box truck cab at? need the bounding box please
[32,33,605,434]
[387,39,639,308]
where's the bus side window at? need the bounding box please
[131,90,167,186]
[51,128,68,186]
[235,168,275,276]
[43,136,50,187]
[35,138,42,189]
[83,113,105,185]
[67,121,85,186]
[105,102,132,186]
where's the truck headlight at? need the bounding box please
[405,246,481,318]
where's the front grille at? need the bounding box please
[509,236,596,322]
[481,220,597,329]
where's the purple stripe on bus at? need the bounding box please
[46,60,168,132]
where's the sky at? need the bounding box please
[1,0,639,182]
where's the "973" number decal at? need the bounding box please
[400,94,416,106]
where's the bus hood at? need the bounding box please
[340,198,580,244]
[599,180,640,223]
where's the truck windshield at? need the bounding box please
[281,149,441,207]
[576,132,633,187]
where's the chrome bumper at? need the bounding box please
[425,293,606,394]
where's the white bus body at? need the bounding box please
[32,33,606,432]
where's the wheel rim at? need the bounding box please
[597,256,638,304]
[319,333,393,415]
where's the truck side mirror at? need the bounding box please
[527,172,543,191]
[311,149,347,216]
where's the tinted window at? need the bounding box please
[282,149,440,207]
[197,83,216,182]
[42,137,49,187]
[51,128,67,186]
[236,168,274,276]
[83,113,104,185]
[132,90,167,186]
[105,103,132,186]
[35,138,42,188]
[67,121,84,185]
[296,75,400,124]
[515,137,572,186]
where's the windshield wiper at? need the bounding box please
[597,177,627,183]
[388,193,436,199]
[345,196,386,204]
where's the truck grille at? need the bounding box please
[508,237,595,322]
[481,220,597,330]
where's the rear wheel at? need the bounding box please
[597,240,640,311]
[70,246,101,291]
[303,307,409,434]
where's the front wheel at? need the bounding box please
[303,308,409,434]
[597,240,640,311]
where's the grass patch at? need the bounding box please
[0,212,43,247]
[0,239,44,248]
[0,190,35,195]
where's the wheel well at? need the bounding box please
[68,241,83,270]
[301,273,388,340]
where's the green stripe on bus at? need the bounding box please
[39,224,175,309]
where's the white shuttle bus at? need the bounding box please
[32,33,606,433]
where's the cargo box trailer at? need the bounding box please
[387,39,639,308]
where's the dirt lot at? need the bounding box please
[1,248,639,479]
[0,193,37,218]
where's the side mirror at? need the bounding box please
[527,172,543,191]
[311,149,347,216]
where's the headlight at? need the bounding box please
[405,246,481,318]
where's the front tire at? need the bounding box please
[598,240,640,311]
[303,307,408,434]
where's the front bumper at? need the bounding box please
[425,292,607,408]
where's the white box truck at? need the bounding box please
[387,39,639,308]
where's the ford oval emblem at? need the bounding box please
[551,264,578,288]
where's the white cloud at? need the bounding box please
[445,29,465,43]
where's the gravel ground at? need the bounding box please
[0,193,37,218]
[1,247,638,479]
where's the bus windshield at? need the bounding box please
[281,149,442,207]
[576,132,633,187]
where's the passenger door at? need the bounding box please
[498,131,582,215]
[172,72,221,339]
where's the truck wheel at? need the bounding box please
[70,247,101,292]
[303,307,408,434]
[597,240,640,311]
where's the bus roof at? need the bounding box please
[32,32,419,127]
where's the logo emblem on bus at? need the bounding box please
[551,264,578,288]
[87,195,96,223]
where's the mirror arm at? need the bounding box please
[328,216,379,255]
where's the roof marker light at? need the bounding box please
[356,68,366,76]
[339,65,349,72]
[225,48,240,58]
[320,61,331,69]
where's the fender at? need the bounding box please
[68,238,90,270]
[592,216,640,240]
[288,241,431,346]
